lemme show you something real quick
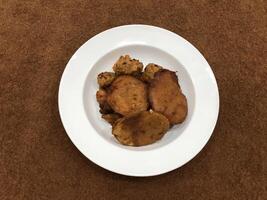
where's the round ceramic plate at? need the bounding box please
[58,25,219,176]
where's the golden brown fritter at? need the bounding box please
[96,89,107,104]
[132,72,147,83]
[96,89,113,114]
[112,111,170,146]
[107,75,148,116]
[112,55,143,75]
[144,63,162,79]
[102,113,122,125]
[148,69,188,125]
[97,72,116,88]
[136,63,162,82]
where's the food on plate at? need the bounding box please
[144,63,162,79]
[96,89,113,114]
[97,72,116,88]
[96,89,108,105]
[113,55,143,75]
[112,111,169,146]
[139,63,163,82]
[102,113,122,125]
[107,75,148,116]
[148,69,187,124]
[95,55,188,146]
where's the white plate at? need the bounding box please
[58,25,219,176]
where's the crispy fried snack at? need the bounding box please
[97,72,116,88]
[102,113,122,125]
[137,63,162,82]
[107,75,148,116]
[112,111,170,146]
[96,89,113,114]
[144,63,162,79]
[148,69,187,124]
[113,55,143,75]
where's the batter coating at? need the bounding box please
[102,113,122,125]
[112,111,170,146]
[113,55,143,75]
[96,89,113,114]
[107,75,148,116]
[97,72,116,88]
[149,69,188,124]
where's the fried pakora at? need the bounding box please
[107,75,148,116]
[95,55,188,147]
[112,111,169,146]
[113,55,143,75]
[97,72,116,88]
[102,113,122,125]
[148,69,187,124]
[96,89,113,114]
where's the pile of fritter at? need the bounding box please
[96,55,187,146]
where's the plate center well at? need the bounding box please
[83,44,195,150]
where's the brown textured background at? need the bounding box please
[0,0,266,199]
